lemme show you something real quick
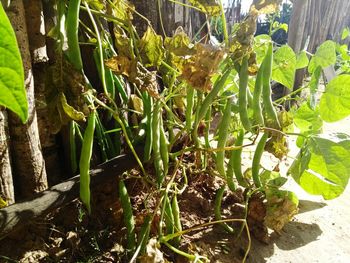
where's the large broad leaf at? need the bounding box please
[319,74,350,122]
[308,40,336,73]
[0,3,27,123]
[289,134,350,200]
[272,45,296,90]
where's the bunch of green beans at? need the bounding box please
[227,129,247,189]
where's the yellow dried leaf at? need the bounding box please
[181,43,226,92]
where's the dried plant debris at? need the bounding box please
[264,188,299,233]
[105,56,160,98]
[46,58,90,133]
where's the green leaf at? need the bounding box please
[319,74,350,122]
[139,26,165,67]
[59,92,86,122]
[341,27,350,40]
[289,135,350,200]
[272,45,296,90]
[254,34,271,65]
[294,102,323,134]
[296,51,309,69]
[309,66,322,108]
[0,3,27,123]
[308,40,336,73]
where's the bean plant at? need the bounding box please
[1,0,350,261]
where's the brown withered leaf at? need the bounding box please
[264,188,299,233]
[188,0,221,16]
[112,0,134,20]
[229,8,259,69]
[46,57,90,133]
[114,29,133,58]
[105,56,160,98]
[104,55,132,76]
[130,63,159,98]
[252,0,283,14]
[164,27,195,57]
[181,43,226,92]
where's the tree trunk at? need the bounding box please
[286,0,350,101]
[5,0,48,198]
[23,0,63,185]
[0,109,15,205]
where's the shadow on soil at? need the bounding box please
[248,221,322,263]
[298,200,327,214]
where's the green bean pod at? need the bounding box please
[137,214,151,254]
[143,93,153,162]
[119,180,136,252]
[195,68,232,128]
[262,43,280,128]
[216,98,232,177]
[238,56,252,131]
[227,129,247,189]
[160,118,169,176]
[252,63,265,126]
[79,111,96,214]
[185,86,195,131]
[171,194,182,246]
[164,195,175,235]
[214,186,234,233]
[152,100,164,186]
[252,132,269,188]
[66,0,83,70]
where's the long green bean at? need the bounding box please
[79,111,96,214]
[119,180,136,251]
[227,129,247,188]
[238,56,252,131]
[262,43,280,128]
[216,98,232,177]
[252,63,265,126]
[214,186,234,233]
[66,0,83,70]
[252,132,269,188]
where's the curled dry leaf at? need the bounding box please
[105,56,160,98]
[229,8,259,73]
[252,0,283,14]
[264,188,299,232]
[46,57,90,133]
[181,43,226,92]
[112,0,135,20]
[188,0,221,16]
